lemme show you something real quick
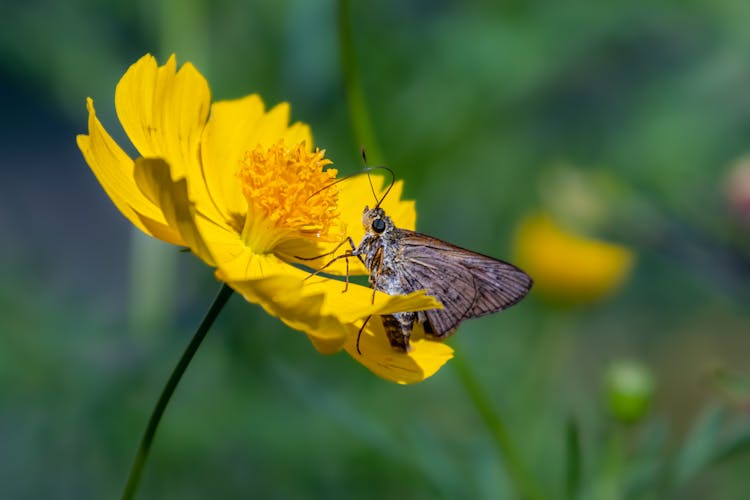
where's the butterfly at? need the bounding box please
[350,203,532,352]
[308,165,533,353]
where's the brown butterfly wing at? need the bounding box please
[395,229,533,339]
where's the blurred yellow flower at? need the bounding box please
[77,54,448,383]
[513,212,634,304]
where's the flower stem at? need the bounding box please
[453,354,545,500]
[121,283,234,500]
[337,0,385,165]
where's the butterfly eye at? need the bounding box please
[372,218,386,233]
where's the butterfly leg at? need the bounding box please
[302,237,365,293]
[381,312,416,352]
[302,253,351,280]
[355,315,372,355]
[340,236,367,292]
[294,237,354,261]
[365,246,384,304]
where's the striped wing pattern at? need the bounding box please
[396,229,532,338]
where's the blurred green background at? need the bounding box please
[2,0,750,498]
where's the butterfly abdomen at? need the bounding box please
[381,312,417,352]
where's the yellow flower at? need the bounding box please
[77,54,450,383]
[513,212,634,304]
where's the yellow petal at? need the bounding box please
[115,54,210,179]
[114,54,221,226]
[220,256,441,351]
[226,274,352,346]
[133,158,216,266]
[195,209,294,281]
[77,99,184,245]
[282,122,313,151]
[200,94,268,220]
[316,284,441,328]
[378,179,416,232]
[343,320,454,384]
[253,102,293,148]
[193,210,248,272]
[114,54,165,159]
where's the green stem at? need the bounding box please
[337,0,385,165]
[121,283,234,500]
[453,355,545,500]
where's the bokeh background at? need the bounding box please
[2,0,750,498]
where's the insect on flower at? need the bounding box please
[306,163,533,354]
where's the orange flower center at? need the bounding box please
[237,140,340,253]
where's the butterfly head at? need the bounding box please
[362,206,393,236]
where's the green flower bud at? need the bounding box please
[603,359,655,424]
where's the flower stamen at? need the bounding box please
[238,141,340,253]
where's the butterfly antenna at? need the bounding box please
[306,147,396,205]
[370,165,395,208]
[360,147,379,205]
[361,144,396,207]
[305,171,358,202]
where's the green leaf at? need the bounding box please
[672,405,726,485]
[713,425,750,465]
[625,420,668,499]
